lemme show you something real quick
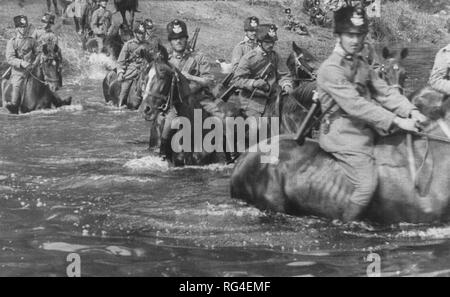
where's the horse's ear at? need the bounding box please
[292,41,301,54]
[382,47,390,59]
[42,44,48,55]
[400,48,409,60]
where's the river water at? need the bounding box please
[1,40,450,276]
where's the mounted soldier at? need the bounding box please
[231,24,294,118]
[231,16,259,70]
[4,15,39,114]
[31,13,63,87]
[143,18,162,54]
[157,19,214,160]
[116,21,154,107]
[315,6,427,221]
[90,0,112,53]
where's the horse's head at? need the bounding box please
[40,43,62,92]
[287,41,318,81]
[118,23,133,43]
[377,47,408,94]
[141,59,178,121]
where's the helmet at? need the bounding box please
[13,15,28,28]
[256,24,278,43]
[41,13,55,25]
[167,19,188,40]
[244,16,259,32]
[134,21,146,34]
[144,18,154,31]
[334,6,369,34]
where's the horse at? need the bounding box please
[113,0,139,27]
[229,47,442,224]
[141,43,320,166]
[1,44,72,114]
[102,45,159,109]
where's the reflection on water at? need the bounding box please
[1,44,450,276]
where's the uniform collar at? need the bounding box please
[169,49,191,60]
[256,45,272,57]
[333,42,364,61]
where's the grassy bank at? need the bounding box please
[0,0,448,76]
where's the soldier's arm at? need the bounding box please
[116,43,129,74]
[318,63,396,133]
[5,39,24,68]
[231,54,256,91]
[370,69,416,118]
[230,44,243,70]
[184,54,214,87]
[428,48,450,95]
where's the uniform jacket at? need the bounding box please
[231,37,258,70]
[90,7,111,36]
[117,38,154,79]
[429,43,450,95]
[72,0,89,18]
[31,28,58,50]
[168,50,214,93]
[231,46,293,114]
[317,43,416,155]
[5,31,39,77]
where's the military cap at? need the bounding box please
[134,21,146,34]
[13,15,28,28]
[256,24,278,42]
[144,18,154,30]
[167,19,188,40]
[334,5,369,34]
[244,16,259,31]
[41,13,55,24]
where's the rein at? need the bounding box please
[293,52,316,80]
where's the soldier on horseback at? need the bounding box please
[231,16,259,70]
[31,13,63,87]
[231,24,294,118]
[90,0,112,53]
[143,18,162,53]
[158,19,215,160]
[116,21,154,107]
[4,15,39,114]
[316,6,427,221]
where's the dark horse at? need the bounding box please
[103,23,133,59]
[141,42,320,166]
[229,47,447,224]
[1,44,71,114]
[114,0,139,27]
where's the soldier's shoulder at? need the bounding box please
[242,49,259,60]
[190,50,208,61]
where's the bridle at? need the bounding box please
[293,51,316,81]
[376,63,404,94]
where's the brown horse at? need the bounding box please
[1,44,71,114]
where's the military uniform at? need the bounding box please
[317,6,418,220]
[5,16,39,110]
[429,44,450,95]
[231,17,259,70]
[231,25,293,117]
[90,4,112,51]
[117,32,154,105]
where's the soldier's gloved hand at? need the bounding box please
[117,73,124,82]
[393,117,420,133]
[410,109,428,125]
[21,61,31,70]
[253,79,269,91]
[282,85,294,95]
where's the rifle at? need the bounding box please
[248,62,273,101]
[188,27,200,52]
[1,67,12,80]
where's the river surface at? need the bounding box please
[1,41,450,276]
